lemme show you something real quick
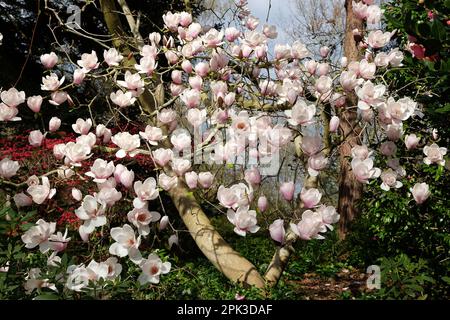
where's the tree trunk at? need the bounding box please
[338,0,364,240]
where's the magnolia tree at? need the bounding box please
[0,0,447,296]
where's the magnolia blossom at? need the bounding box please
[1,87,25,108]
[133,177,159,209]
[24,268,57,295]
[77,50,99,72]
[49,91,69,106]
[49,117,61,132]
[73,69,85,85]
[351,145,372,160]
[380,141,397,157]
[184,171,198,189]
[187,108,207,127]
[0,158,20,179]
[14,192,32,207]
[72,188,82,201]
[65,264,98,292]
[27,95,43,113]
[48,229,71,252]
[315,75,332,94]
[180,88,201,108]
[127,207,161,236]
[291,210,326,240]
[170,131,192,151]
[356,80,385,110]
[410,182,431,204]
[198,172,214,188]
[63,142,92,166]
[269,219,285,244]
[317,205,340,230]
[0,103,21,121]
[114,164,135,188]
[405,134,420,150]
[138,254,171,285]
[171,158,191,176]
[285,99,316,126]
[227,205,260,236]
[75,195,107,236]
[217,183,252,209]
[85,158,115,183]
[111,132,140,158]
[367,30,394,49]
[351,158,381,183]
[423,143,447,166]
[21,219,56,253]
[301,136,322,156]
[40,52,58,69]
[109,224,142,264]
[103,48,123,66]
[300,188,322,208]
[117,71,145,97]
[257,195,268,212]
[152,148,173,167]
[158,173,178,191]
[380,169,403,191]
[27,176,56,204]
[135,55,158,75]
[72,118,92,135]
[386,97,416,123]
[280,182,295,201]
[307,153,328,177]
[110,90,137,107]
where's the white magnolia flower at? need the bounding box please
[133,177,159,208]
[0,158,20,179]
[290,210,326,240]
[227,205,260,236]
[423,143,447,166]
[127,207,161,236]
[138,253,171,285]
[75,195,107,236]
[26,176,56,204]
[111,132,140,158]
[24,268,57,294]
[109,224,142,264]
[85,158,115,183]
[21,219,56,253]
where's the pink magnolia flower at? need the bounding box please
[113,164,134,188]
[85,159,115,183]
[225,27,241,42]
[171,158,191,176]
[244,167,261,186]
[353,0,368,19]
[49,91,70,106]
[316,62,330,76]
[405,134,420,150]
[29,130,44,147]
[340,71,360,91]
[317,205,340,229]
[359,59,376,79]
[367,30,394,49]
[0,158,20,179]
[27,95,43,113]
[291,40,310,59]
[73,69,85,85]
[40,52,58,69]
[40,73,65,92]
[180,88,201,108]
[181,60,193,73]
[111,132,140,158]
[423,143,447,166]
[63,142,92,166]
[138,253,171,285]
[103,48,123,66]
[257,195,268,212]
[14,192,33,208]
[329,116,340,133]
[77,50,99,73]
[163,11,180,31]
[152,148,173,167]
[27,176,56,204]
[127,207,160,236]
[0,103,20,121]
[245,15,259,30]
[291,210,326,240]
[274,44,292,60]
[280,182,295,201]
[300,187,322,208]
[410,182,430,204]
[319,46,330,57]
[170,131,192,151]
[133,177,159,208]
[75,195,107,235]
[355,80,385,110]
[158,173,178,191]
[117,71,145,97]
[351,145,372,160]
[285,100,316,126]
[351,158,381,183]
[49,117,61,132]
[198,172,214,188]
[269,219,285,244]
[72,118,92,135]
[380,141,397,157]
[159,215,170,231]
[179,11,192,27]
[109,224,142,264]
[227,205,260,236]
[110,90,137,107]
[135,56,158,75]
[187,108,207,127]
[21,219,56,253]
[380,169,402,191]
[95,187,122,207]
[203,28,224,48]
[217,183,252,209]
[1,87,26,107]
[139,126,166,145]
[185,171,198,189]
[366,5,382,24]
